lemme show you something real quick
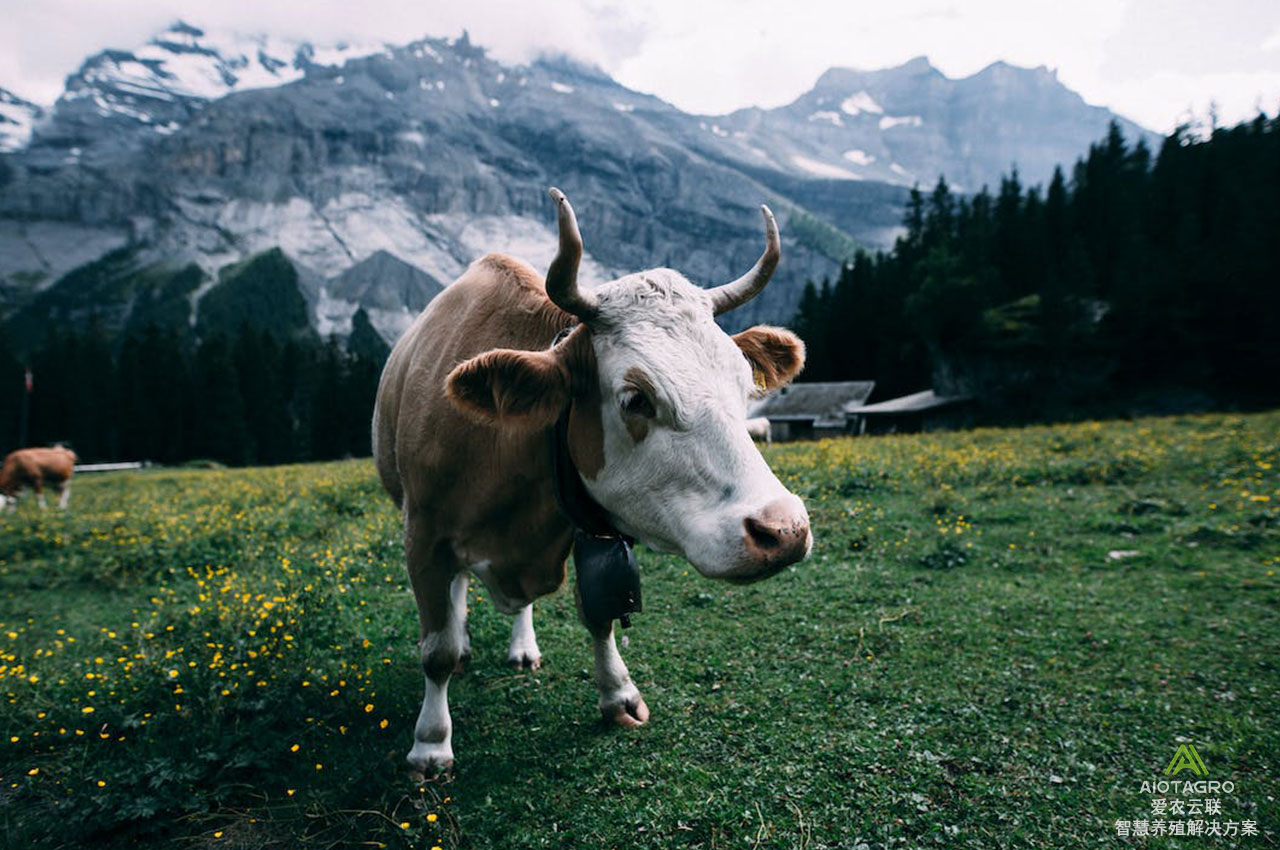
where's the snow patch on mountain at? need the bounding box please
[304,41,388,70]
[879,114,923,130]
[49,21,386,136]
[809,110,844,126]
[841,91,884,115]
[843,149,875,166]
[71,28,292,104]
[791,155,862,180]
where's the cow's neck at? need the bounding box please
[549,405,628,542]
[545,326,643,630]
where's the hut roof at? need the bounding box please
[845,389,972,415]
[752,381,875,427]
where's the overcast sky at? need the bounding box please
[2,0,1278,133]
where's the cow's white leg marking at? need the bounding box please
[507,604,542,670]
[58,486,70,510]
[591,624,648,727]
[410,673,452,772]
[408,569,468,773]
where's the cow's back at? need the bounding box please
[374,254,571,522]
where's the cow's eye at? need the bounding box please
[620,389,657,419]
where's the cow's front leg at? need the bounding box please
[57,484,70,510]
[507,604,542,670]
[407,553,469,774]
[588,622,648,728]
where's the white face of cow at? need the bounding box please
[580,271,810,581]
[446,188,812,582]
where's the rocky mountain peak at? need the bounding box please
[0,27,1157,349]
[0,88,43,152]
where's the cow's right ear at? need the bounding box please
[733,325,806,393]
[446,348,570,426]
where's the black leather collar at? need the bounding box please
[546,324,629,541]
[549,407,633,543]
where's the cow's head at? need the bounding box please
[448,189,811,582]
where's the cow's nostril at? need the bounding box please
[744,516,783,552]
[741,499,811,573]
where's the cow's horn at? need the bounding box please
[545,188,599,320]
[709,205,781,316]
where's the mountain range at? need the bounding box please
[0,22,1154,346]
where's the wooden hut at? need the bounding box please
[750,381,875,441]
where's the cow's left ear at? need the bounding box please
[446,348,570,426]
[732,326,806,392]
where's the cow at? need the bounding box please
[746,416,773,445]
[373,188,812,773]
[0,446,77,512]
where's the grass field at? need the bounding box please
[1,412,1277,848]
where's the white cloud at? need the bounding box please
[1104,69,1280,132]
[0,0,1277,134]
[0,0,645,104]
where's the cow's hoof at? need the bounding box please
[507,649,542,671]
[406,741,454,776]
[601,686,649,729]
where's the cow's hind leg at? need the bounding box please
[406,529,468,774]
[507,604,542,670]
[452,571,472,674]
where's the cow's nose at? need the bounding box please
[743,499,811,568]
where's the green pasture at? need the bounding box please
[0,412,1277,848]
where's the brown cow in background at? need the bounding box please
[0,446,77,511]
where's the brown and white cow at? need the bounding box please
[0,446,77,511]
[373,188,811,773]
